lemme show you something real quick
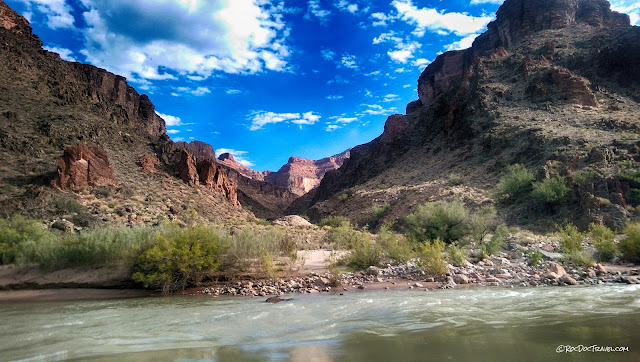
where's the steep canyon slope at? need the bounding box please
[306,0,640,231]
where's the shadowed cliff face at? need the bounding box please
[307,0,640,229]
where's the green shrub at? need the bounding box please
[469,205,498,244]
[51,197,83,214]
[447,244,467,267]
[338,193,350,202]
[563,250,595,267]
[529,249,543,266]
[345,233,381,270]
[132,226,227,293]
[225,228,296,271]
[558,224,583,254]
[495,164,534,201]
[417,239,448,275]
[482,223,508,258]
[619,222,640,263]
[573,169,597,186]
[531,176,569,205]
[360,203,390,230]
[404,200,469,243]
[589,223,616,262]
[447,173,463,186]
[0,216,58,265]
[318,215,351,228]
[377,226,414,264]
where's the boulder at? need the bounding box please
[561,275,578,285]
[454,274,469,284]
[52,145,118,190]
[271,215,313,228]
[366,266,382,276]
[51,219,74,232]
[550,262,567,278]
[137,154,159,173]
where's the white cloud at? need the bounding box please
[413,58,431,68]
[403,84,412,88]
[392,0,492,37]
[43,46,76,62]
[383,94,400,102]
[19,0,74,29]
[470,0,504,4]
[173,86,212,96]
[364,70,381,77]
[305,0,331,23]
[192,87,211,96]
[326,95,344,100]
[335,117,358,123]
[166,129,180,134]
[326,124,341,132]
[340,54,358,69]
[373,31,402,45]
[173,137,185,142]
[226,89,242,95]
[387,41,421,63]
[611,1,640,25]
[371,12,394,27]
[77,0,291,84]
[327,75,349,85]
[321,49,336,61]
[445,33,480,51]
[395,67,407,73]
[156,112,182,127]
[215,148,254,167]
[249,111,321,130]
[361,104,396,115]
[335,1,358,14]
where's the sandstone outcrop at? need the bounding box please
[137,154,159,173]
[176,140,216,160]
[51,145,118,190]
[175,149,239,207]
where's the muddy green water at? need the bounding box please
[1,285,639,361]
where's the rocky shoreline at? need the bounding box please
[198,257,640,298]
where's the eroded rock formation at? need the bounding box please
[176,140,216,160]
[52,145,118,190]
[175,149,239,207]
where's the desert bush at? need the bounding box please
[447,173,463,186]
[469,205,498,244]
[345,233,382,270]
[529,249,543,266]
[318,215,351,228]
[377,226,414,264]
[404,200,469,243]
[563,250,595,267]
[481,223,509,258]
[224,228,296,271]
[589,223,616,262]
[619,222,640,263]
[360,203,390,230]
[417,239,448,275]
[495,164,534,201]
[337,193,350,202]
[0,216,58,265]
[132,226,227,293]
[325,224,363,249]
[51,196,83,214]
[531,176,569,206]
[447,244,467,267]
[558,224,583,254]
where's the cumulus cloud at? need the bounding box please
[335,117,358,123]
[156,112,182,127]
[340,54,358,69]
[215,148,254,167]
[43,46,76,62]
[166,129,180,134]
[305,0,331,23]
[321,49,336,61]
[387,41,421,63]
[382,94,400,102]
[249,111,321,130]
[611,0,640,25]
[361,104,396,115]
[413,58,431,68]
[392,0,492,37]
[325,124,341,132]
[371,12,394,27]
[19,0,74,29]
[173,86,212,96]
[445,33,480,51]
[77,0,291,84]
[335,1,358,14]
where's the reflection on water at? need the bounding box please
[1,285,639,361]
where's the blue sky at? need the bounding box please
[7,0,640,171]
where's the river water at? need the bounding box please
[1,285,639,361]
